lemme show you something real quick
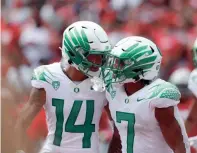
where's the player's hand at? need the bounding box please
[99,130,113,142]
[16,150,26,153]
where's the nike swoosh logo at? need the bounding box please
[137,98,146,102]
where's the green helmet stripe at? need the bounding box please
[64,35,75,52]
[133,50,152,59]
[69,30,79,46]
[67,29,91,52]
[64,34,84,65]
[131,45,148,56]
[81,29,90,50]
[120,45,148,59]
[130,63,155,70]
[74,28,86,50]
[123,70,138,78]
[132,56,157,67]
[125,43,139,52]
[63,40,73,54]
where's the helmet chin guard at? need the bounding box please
[90,76,106,92]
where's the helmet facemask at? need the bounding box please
[103,55,142,85]
[77,52,108,78]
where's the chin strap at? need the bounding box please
[90,76,106,92]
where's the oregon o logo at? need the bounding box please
[125,98,129,104]
[74,87,80,93]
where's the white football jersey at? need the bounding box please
[188,68,197,98]
[31,62,106,153]
[106,79,190,153]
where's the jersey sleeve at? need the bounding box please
[31,66,48,89]
[149,83,181,108]
[188,69,197,98]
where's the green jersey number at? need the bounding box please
[116,111,135,153]
[52,98,95,148]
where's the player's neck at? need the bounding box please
[124,81,146,96]
[63,66,88,82]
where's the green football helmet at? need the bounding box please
[61,21,111,77]
[193,38,197,67]
[103,36,162,84]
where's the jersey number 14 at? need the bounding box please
[52,98,95,148]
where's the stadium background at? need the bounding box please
[1,0,197,153]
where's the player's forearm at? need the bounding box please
[155,107,187,153]
[15,109,33,151]
[15,119,28,151]
[14,103,43,151]
[161,117,188,153]
[161,124,186,153]
[171,129,187,153]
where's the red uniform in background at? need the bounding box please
[26,108,48,141]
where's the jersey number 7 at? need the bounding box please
[116,111,135,153]
[52,98,95,148]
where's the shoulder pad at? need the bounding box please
[32,66,46,81]
[32,65,60,90]
[148,82,181,101]
[188,69,197,97]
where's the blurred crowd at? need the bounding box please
[1,0,197,153]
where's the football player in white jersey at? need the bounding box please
[15,21,112,153]
[103,36,190,153]
[185,38,197,134]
